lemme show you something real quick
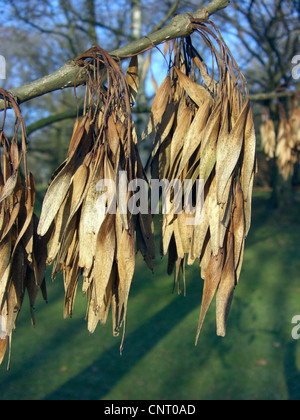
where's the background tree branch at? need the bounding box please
[249,91,299,102]
[26,107,83,137]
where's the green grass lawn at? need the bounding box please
[0,191,300,400]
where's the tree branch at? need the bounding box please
[26,108,83,137]
[249,90,299,102]
[150,0,181,33]
[0,0,230,111]
[193,0,231,19]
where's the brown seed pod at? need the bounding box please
[37,47,155,353]
[143,23,256,342]
[260,110,276,159]
[275,102,299,181]
[261,99,300,182]
[0,89,48,367]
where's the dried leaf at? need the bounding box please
[94,214,116,310]
[216,100,249,203]
[117,224,135,351]
[199,236,212,279]
[161,207,175,257]
[12,173,35,257]
[0,174,17,204]
[0,234,12,306]
[67,163,89,224]
[196,249,225,344]
[47,192,71,264]
[207,175,221,256]
[216,233,236,337]
[170,106,193,167]
[177,101,211,176]
[64,253,79,319]
[138,212,155,260]
[99,263,116,325]
[142,75,171,141]
[193,56,218,94]
[136,221,154,271]
[232,181,245,271]
[173,217,185,259]
[0,338,8,365]
[147,102,177,166]
[10,142,20,171]
[107,115,120,156]
[241,106,256,202]
[176,212,194,255]
[37,158,75,237]
[126,55,139,105]
[79,175,106,271]
[174,67,213,107]
[1,187,22,241]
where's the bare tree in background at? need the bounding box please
[1,0,299,201]
[1,0,206,188]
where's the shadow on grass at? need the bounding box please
[284,341,300,401]
[43,284,206,400]
[1,192,300,400]
[42,193,300,400]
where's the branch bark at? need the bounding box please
[0,0,230,111]
[249,90,299,102]
[26,107,82,137]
